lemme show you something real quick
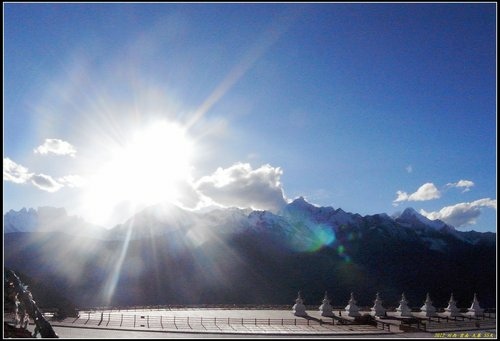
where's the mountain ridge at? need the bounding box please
[4,197,496,309]
[4,198,494,245]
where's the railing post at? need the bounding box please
[134,315,136,328]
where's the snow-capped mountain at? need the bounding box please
[3,206,106,238]
[4,197,496,309]
[280,196,363,227]
[4,207,38,233]
[395,207,452,231]
[108,203,253,241]
[4,198,492,247]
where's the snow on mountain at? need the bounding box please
[108,203,255,242]
[198,207,251,232]
[281,197,361,228]
[5,198,493,248]
[396,207,451,231]
[4,208,38,233]
[4,207,106,238]
[109,203,195,239]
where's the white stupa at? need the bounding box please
[467,293,484,317]
[344,292,361,317]
[420,293,437,317]
[319,291,334,317]
[444,293,461,317]
[292,291,307,316]
[371,292,387,317]
[396,293,413,317]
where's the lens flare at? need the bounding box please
[287,221,336,253]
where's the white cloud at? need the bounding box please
[31,174,63,192]
[446,179,475,193]
[5,157,83,192]
[406,165,413,173]
[195,163,288,212]
[394,190,409,203]
[420,198,497,228]
[393,183,441,203]
[34,138,77,157]
[3,158,33,183]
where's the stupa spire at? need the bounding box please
[292,291,307,316]
[420,293,437,317]
[319,291,334,317]
[467,293,484,317]
[371,292,386,317]
[396,292,413,317]
[444,293,461,317]
[344,292,361,317]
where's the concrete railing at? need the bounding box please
[65,313,344,328]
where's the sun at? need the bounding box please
[82,120,194,227]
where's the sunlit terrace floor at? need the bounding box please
[48,308,497,338]
[5,309,497,338]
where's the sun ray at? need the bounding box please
[101,217,134,305]
[185,7,301,130]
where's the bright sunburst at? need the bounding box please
[82,120,194,227]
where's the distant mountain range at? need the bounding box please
[4,198,496,310]
[4,206,105,237]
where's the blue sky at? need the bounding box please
[3,3,497,232]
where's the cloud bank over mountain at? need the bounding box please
[195,163,288,212]
[5,151,496,231]
[420,198,497,228]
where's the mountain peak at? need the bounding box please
[400,207,419,217]
[288,196,318,209]
[282,197,317,216]
[292,196,308,204]
[397,207,449,230]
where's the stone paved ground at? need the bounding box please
[46,309,496,337]
[6,309,496,338]
[52,310,391,336]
